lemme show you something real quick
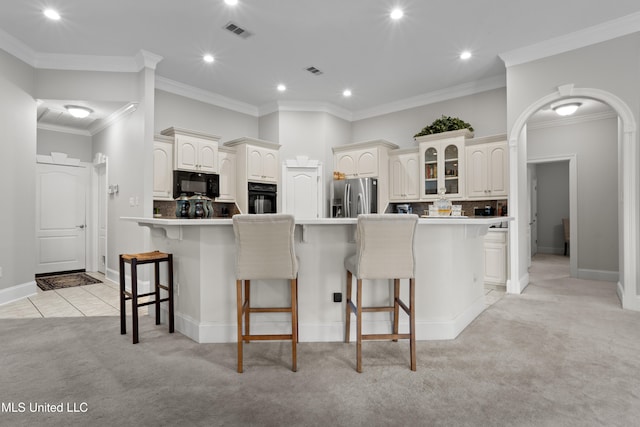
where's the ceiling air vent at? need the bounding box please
[305,66,324,76]
[223,22,253,39]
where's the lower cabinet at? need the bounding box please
[484,230,508,285]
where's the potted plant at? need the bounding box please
[414,115,474,138]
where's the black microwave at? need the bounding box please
[173,171,219,199]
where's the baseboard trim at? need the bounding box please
[159,296,487,343]
[537,246,565,255]
[0,281,37,306]
[618,281,640,311]
[577,268,619,282]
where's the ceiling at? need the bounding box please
[2,0,639,131]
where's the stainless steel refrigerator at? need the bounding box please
[330,178,378,218]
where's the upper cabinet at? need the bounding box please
[335,147,379,178]
[153,135,174,201]
[247,145,279,183]
[465,135,508,199]
[161,127,220,173]
[416,129,472,200]
[389,148,419,202]
[216,147,237,202]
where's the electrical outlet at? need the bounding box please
[333,292,342,303]
[0,266,3,277]
[175,282,179,296]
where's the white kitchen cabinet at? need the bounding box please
[153,136,174,200]
[466,135,508,199]
[247,145,278,183]
[216,147,236,202]
[389,148,419,202]
[416,129,472,201]
[161,127,220,173]
[335,147,379,178]
[223,137,281,213]
[484,229,508,285]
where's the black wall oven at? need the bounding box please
[248,182,277,214]
[173,171,219,199]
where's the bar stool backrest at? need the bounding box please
[233,214,298,280]
[354,214,418,279]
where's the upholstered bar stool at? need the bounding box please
[233,214,298,373]
[119,250,175,344]
[344,214,418,372]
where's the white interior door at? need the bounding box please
[97,164,107,274]
[530,175,538,258]
[36,163,88,274]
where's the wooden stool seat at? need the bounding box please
[119,250,174,344]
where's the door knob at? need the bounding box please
[76,224,85,229]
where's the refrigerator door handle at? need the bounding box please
[344,183,351,218]
[357,193,364,215]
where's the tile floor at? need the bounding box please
[0,271,508,319]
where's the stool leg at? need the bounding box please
[291,278,298,372]
[119,255,126,335]
[345,270,352,343]
[356,278,363,373]
[168,254,175,333]
[236,279,243,373]
[410,277,416,371]
[154,260,161,325]
[244,280,251,343]
[131,259,139,344]
[393,278,400,342]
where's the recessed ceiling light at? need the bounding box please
[203,54,215,63]
[390,8,404,20]
[224,0,238,5]
[43,9,61,20]
[277,84,286,92]
[343,89,352,98]
[65,105,93,119]
[460,51,472,60]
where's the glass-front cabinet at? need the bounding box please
[416,130,472,200]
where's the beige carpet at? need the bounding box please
[2,259,639,426]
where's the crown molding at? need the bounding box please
[351,74,506,121]
[89,103,139,135]
[37,122,91,137]
[258,100,353,121]
[0,28,37,66]
[500,11,640,68]
[155,76,259,117]
[135,50,163,70]
[527,110,617,131]
[33,52,141,72]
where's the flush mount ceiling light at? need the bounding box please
[390,8,404,20]
[551,101,582,116]
[203,54,215,63]
[460,51,472,60]
[225,0,238,5]
[277,84,286,92]
[343,89,352,97]
[43,8,61,20]
[65,105,93,119]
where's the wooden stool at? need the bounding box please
[119,251,174,344]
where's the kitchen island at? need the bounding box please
[122,216,510,343]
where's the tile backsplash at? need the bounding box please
[153,200,239,218]
[387,199,508,217]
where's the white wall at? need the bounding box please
[0,49,36,295]
[534,162,570,254]
[154,90,258,141]
[351,88,507,147]
[529,117,618,273]
[258,112,279,142]
[37,129,93,163]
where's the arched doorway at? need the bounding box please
[507,84,639,310]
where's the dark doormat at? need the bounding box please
[36,272,102,291]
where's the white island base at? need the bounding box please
[123,217,509,343]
